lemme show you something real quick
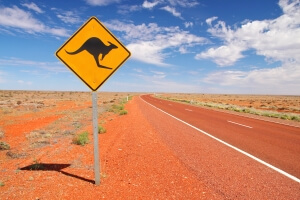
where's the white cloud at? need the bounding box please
[142,0,160,9]
[21,2,44,14]
[57,11,81,24]
[161,6,183,19]
[184,21,193,28]
[85,0,120,6]
[196,0,300,94]
[0,6,69,37]
[196,43,246,66]
[127,41,169,66]
[205,16,218,26]
[178,46,188,54]
[197,0,300,67]
[203,63,300,95]
[106,20,207,66]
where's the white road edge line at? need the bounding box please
[140,96,300,183]
[227,120,253,128]
[185,109,193,112]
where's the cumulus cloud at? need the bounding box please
[127,41,169,66]
[197,0,300,94]
[196,43,246,66]
[0,6,69,37]
[196,0,300,67]
[106,20,208,66]
[142,0,160,9]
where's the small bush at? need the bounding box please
[0,181,4,187]
[73,131,89,146]
[280,114,290,120]
[109,102,129,115]
[98,125,106,134]
[119,110,128,115]
[291,115,300,121]
[0,141,10,150]
[113,104,124,111]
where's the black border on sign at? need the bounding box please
[55,16,131,91]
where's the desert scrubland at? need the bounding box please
[157,93,300,123]
[0,90,299,199]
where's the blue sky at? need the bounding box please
[0,0,299,94]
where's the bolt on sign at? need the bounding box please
[56,16,131,91]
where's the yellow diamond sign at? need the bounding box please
[56,16,131,91]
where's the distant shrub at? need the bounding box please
[113,104,124,111]
[280,114,290,120]
[119,110,128,115]
[109,101,129,115]
[73,132,89,146]
[291,115,300,122]
[162,96,300,122]
[0,181,4,187]
[0,141,10,150]
[98,125,106,134]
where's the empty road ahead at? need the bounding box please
[141,95,300,180]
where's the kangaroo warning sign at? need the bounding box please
[56,16,131,91]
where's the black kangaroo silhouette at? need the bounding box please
[65,37,118,69]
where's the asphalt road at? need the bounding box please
[140,94,300,181]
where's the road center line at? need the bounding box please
[140,96,300,183]
[227,120,253,128]
[185,109,193,112]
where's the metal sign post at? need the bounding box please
[55,16,130,185]
[92,92,100,185]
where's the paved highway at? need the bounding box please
[140,94,300,181]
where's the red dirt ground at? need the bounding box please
[0,96,220,199]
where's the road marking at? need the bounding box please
[227,120,253,128]
[140,96,300,183]
[185,109,193,112]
